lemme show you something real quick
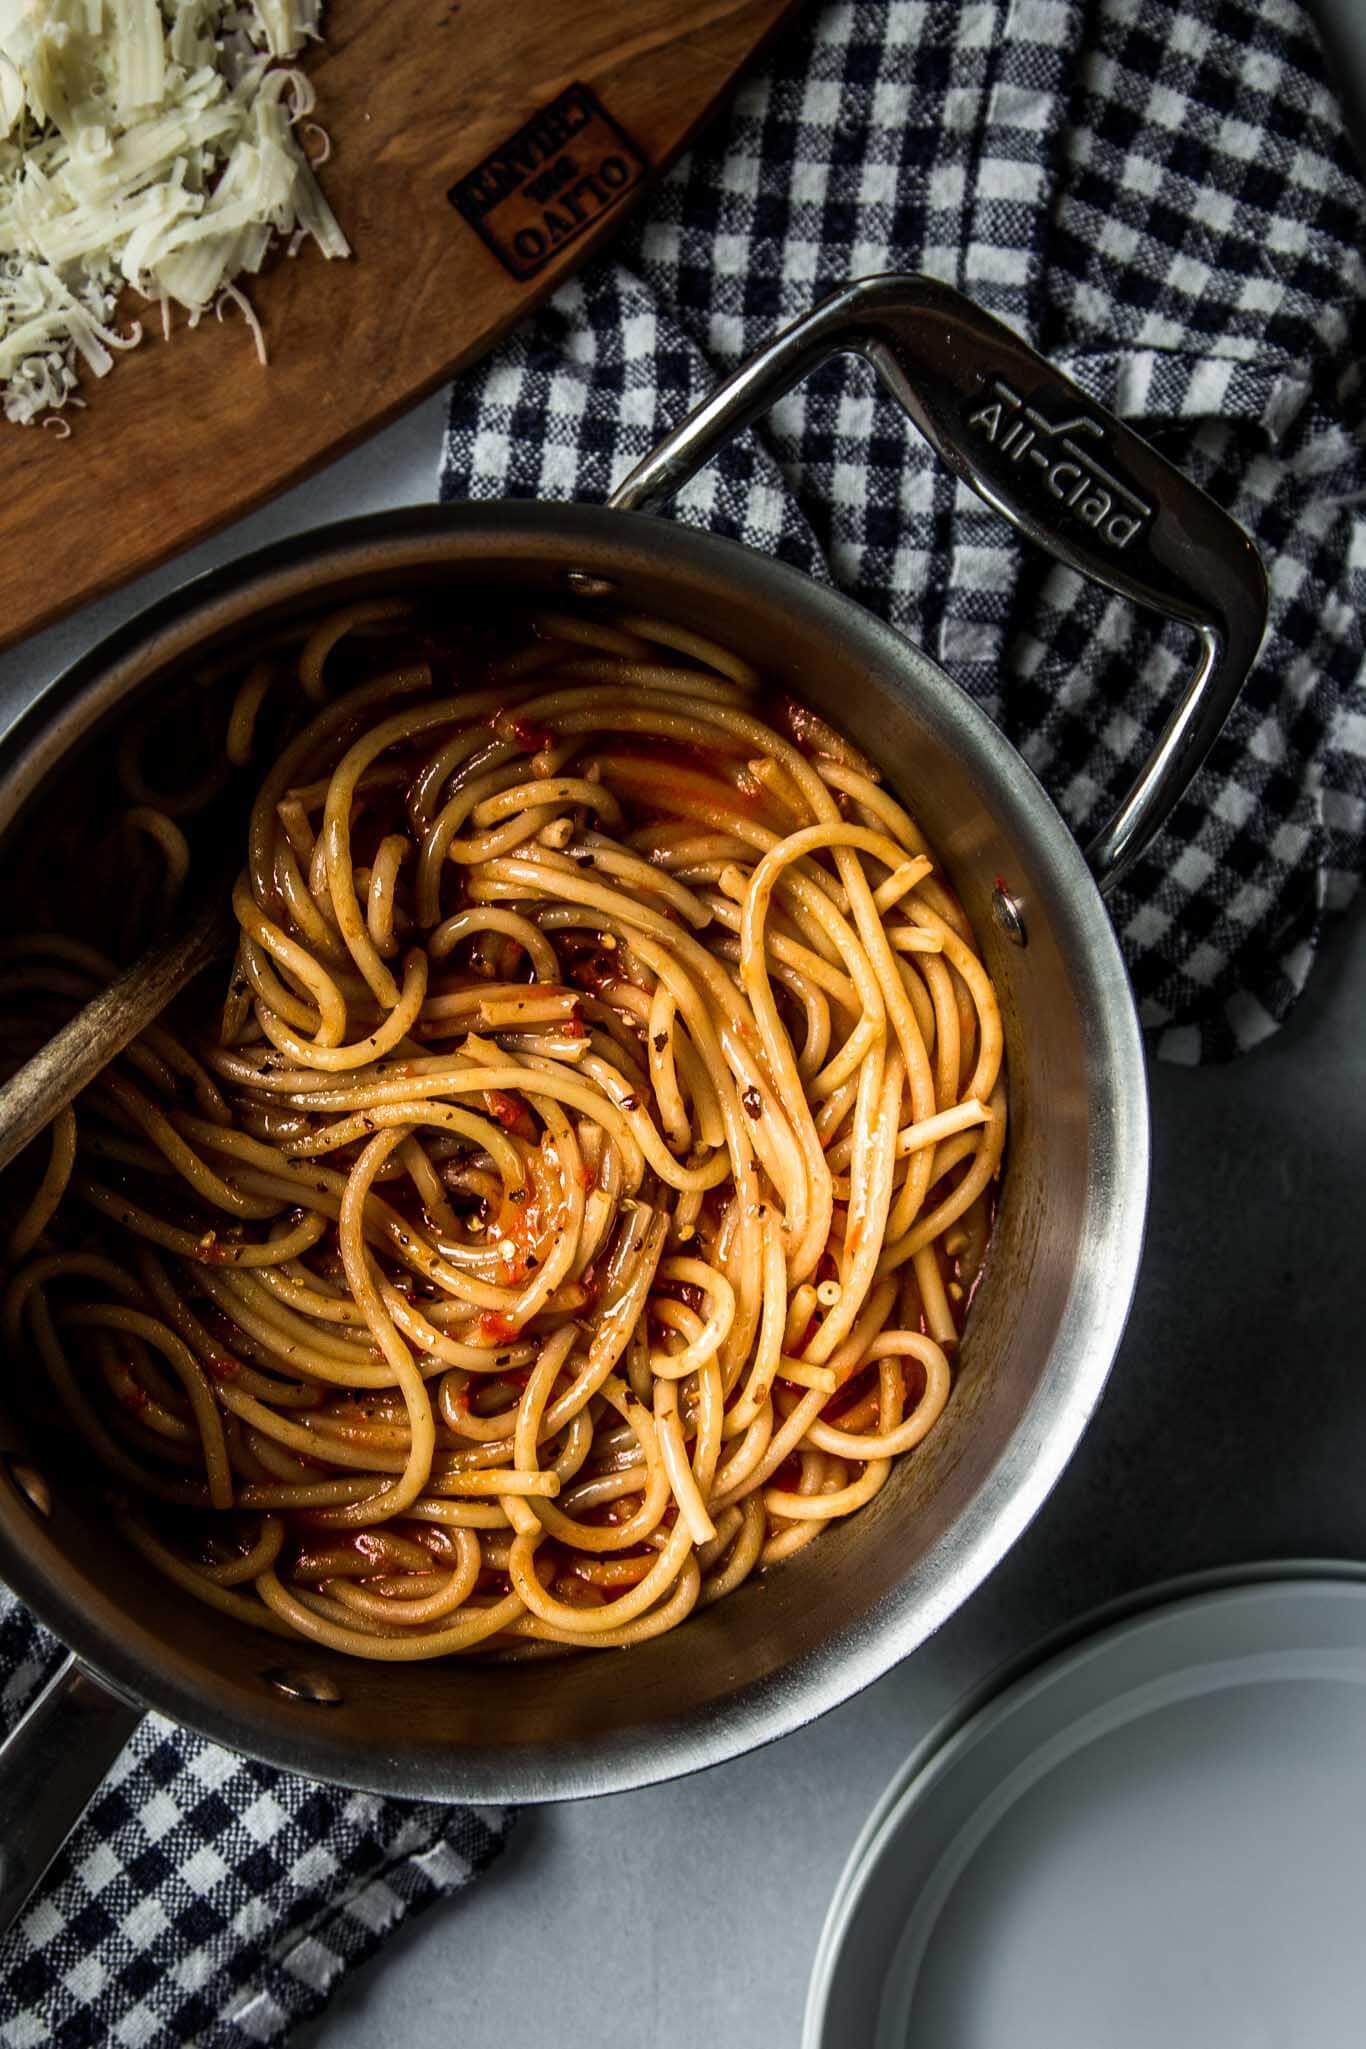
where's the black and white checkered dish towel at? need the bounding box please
[0,1594,510,2047]
[441,0,1366,1063]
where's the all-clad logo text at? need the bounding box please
[968,379,1153,550]
[449,84,647,281]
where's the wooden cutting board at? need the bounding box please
[0,0,796,652]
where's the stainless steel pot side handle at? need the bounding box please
[609,273,1269,896]
[0,1654,142,1934]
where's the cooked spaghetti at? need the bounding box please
[1,601,1005,1659]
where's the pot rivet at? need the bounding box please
[564,570,618,598]
[991,886,1028,948]
[265,1667,343,1705]
[6,1459,51,1519]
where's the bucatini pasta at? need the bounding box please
[0,599,1005,1658]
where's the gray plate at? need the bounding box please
[804,1562,1366,2049]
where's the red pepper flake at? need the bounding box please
[509,716,554,752]
[578,1163,597,1194]
[478,1311,520,1344]
[207,1357,240,1382]
[483,1089,535,1139]
[741,1086,763,1119]
[121,1380,149,1414]
[563,1006,588,1040]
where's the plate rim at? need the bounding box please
[802,1555,1366,2049]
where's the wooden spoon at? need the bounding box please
[0,899,234,1179]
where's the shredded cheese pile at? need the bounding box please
[0,0,347,425]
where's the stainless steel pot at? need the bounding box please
[0,278,1266,1924]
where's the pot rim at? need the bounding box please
[0,503,1149,1800]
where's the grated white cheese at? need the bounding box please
[0,0,347,424]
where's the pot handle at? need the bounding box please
[0,1655,142,1938]
[608,274,1267,895]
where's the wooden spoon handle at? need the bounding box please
[0,902,234,1178]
